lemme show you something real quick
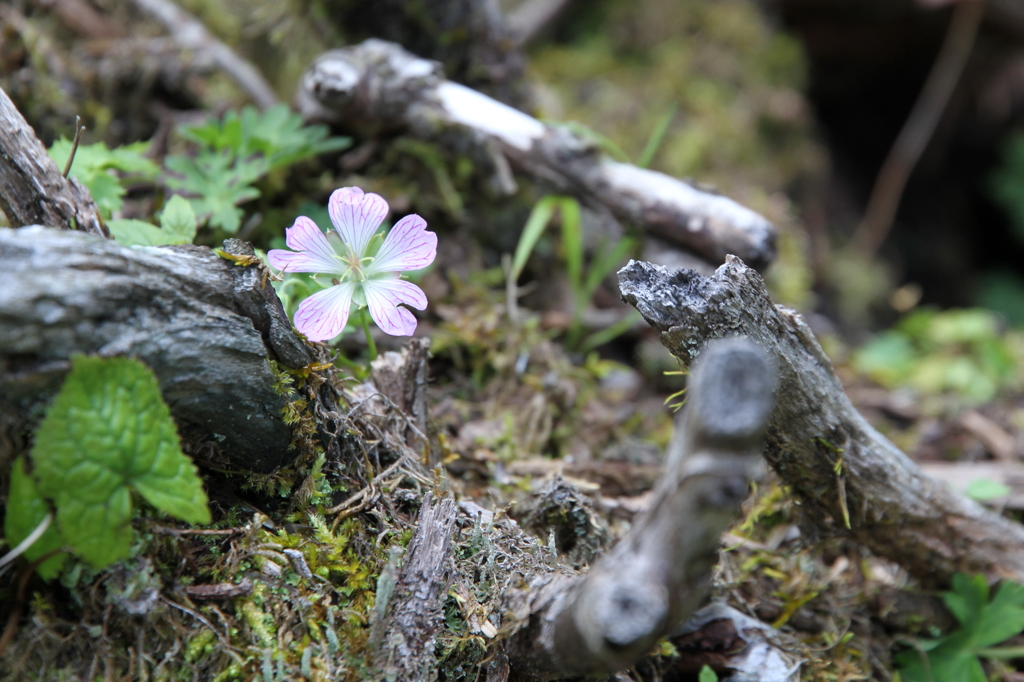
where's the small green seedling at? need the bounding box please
[509,194,637,352]
[166,104,349,233]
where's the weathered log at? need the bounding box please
[0,227,318,473]
[374,493,458,681]
[297,40,778,271]
[369,337,431,449]
[503,337,775,679]
[0,86,105,237]
[327,0,529,109]
[618,257,1024,585]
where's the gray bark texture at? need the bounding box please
[618,257,1024,585]
[374,493,458,681]
[0,227,322,473]
[0,86,105,237]
[326,0,529,109]
[503,337,775,680]
[297,39,777,271]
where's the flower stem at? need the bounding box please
[360,309,378,362]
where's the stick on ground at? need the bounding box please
[619,257,1024,586]
[503,337,774,680]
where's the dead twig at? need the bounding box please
[61,117,85,179]
[850,0,985,257]
[130,0,280,110]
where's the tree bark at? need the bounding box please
[618,257,1024,586]
[503,338,775,680]
[374,493,458,681]
[0,86,105,237]
[297,40,777,271]
[0,227,321,473]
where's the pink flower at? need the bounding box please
[267,187,437,341]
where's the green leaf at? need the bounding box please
[964,478,1011,502]
[84,172,129,218]
[159,195,198,244]
[973,580,1024,648]
[47,139,160,219]
[944,573,988,629]
[852,331,916,386]
[897,574,1024,682]
[108,219,177,247]
[698,664,718,682]
[511,196,559,281]
[30,355,210,569]
[4,457,66,579]
[165,151,262,234]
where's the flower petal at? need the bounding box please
[328,187,389,258]
[268,216,342,274]
[294,283,355,342]
[364,279,428,336]
[368,214,437,274]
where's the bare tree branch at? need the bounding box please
[130,0,280,111]
[298,40,778,271]
[618,257,1024,586]
[503,337,775,679]
[850,0,983,257]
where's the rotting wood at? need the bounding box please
[618,257,1024,586]
[369,337,432,454]
[373,492,458,681]
[297,39,777,271]
[0,85,105,237]
[0,227,322,473]
[502,337,775,680]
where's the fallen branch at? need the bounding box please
[0,227,320,472]
[503,337,775,679]
[618,257,1024,585]
[130,0,280,111]
[0,85,105,237]
[373,493,458,680]
[298,40,778,270]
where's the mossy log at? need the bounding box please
[297,39,778,271]
[618,257,1024,585]
[0,227,322,473]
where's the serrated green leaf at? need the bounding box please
[898,574,1024,682]
[108,219,178,247]
[973,580,1024,647]
[30,355,210,569]
[945,573,988,628]
[47,139,160,219]
[83,171,127,218]
[4,457,66,579]
[56,488,134,569]
[159,195,197,244]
